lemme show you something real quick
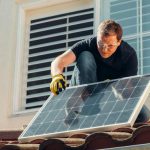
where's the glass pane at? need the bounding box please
[142,0,150,32]
[143,36,150,74]
[110,0,138,36]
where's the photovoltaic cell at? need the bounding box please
[19,75,150,142]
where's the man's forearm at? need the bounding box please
[51,50,76,77]
[51,58,64,77]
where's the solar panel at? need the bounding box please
[19,75,150,142]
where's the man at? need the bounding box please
[50,19,137,95]
[50,19,150,123]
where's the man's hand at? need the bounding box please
[50,74,67,95]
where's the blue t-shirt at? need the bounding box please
[71,37,138,81]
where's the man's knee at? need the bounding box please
[70,51,97,86]
[77,51,96,70]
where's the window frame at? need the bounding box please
[13,0,95,115]
[12,0,84,115]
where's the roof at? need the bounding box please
[1,121,150,150]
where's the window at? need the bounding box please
[99,0,150,75]
[25,8,94,109]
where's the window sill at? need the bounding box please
[11,108,39,117]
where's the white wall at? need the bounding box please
[0,0,34,130]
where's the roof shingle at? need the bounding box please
[0,122,150,150]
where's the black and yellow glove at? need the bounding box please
[50,74,67,95]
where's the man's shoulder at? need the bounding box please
[120,40,135,53]
[71,36,96,49]
[70,36,97,57]
[118,40,137,62]
[78,36,96,44]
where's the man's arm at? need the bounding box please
[51,49,76,76]
[50,50,76,95]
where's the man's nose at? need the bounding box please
[102,45,108,52]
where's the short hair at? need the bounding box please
[97,19,123,41]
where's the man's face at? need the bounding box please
[97,34,121,58]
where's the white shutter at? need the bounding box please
[26,8,94,109]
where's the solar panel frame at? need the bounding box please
[18,75,150,143]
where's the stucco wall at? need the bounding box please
[0,0,33,130]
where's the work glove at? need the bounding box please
[50,74,67,95]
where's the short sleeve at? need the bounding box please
[71,39,90,59]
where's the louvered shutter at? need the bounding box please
[26,8,94,109]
